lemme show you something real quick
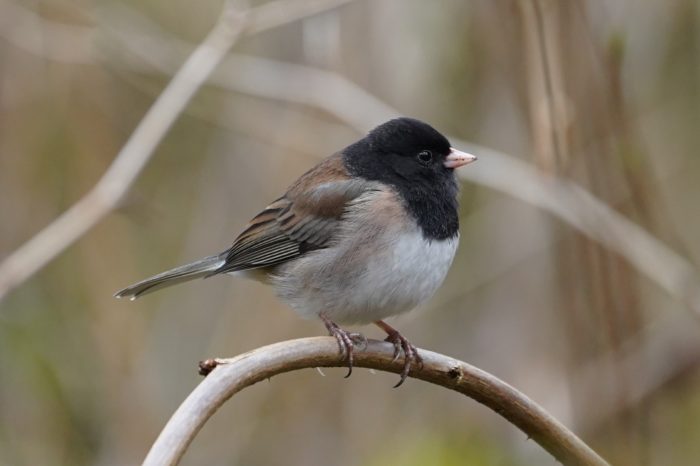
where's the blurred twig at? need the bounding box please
[0,0,354,302]
[0,0,95,64]
[572,312,700,433]
[94,1,700,318]
[114,26,700,320]
[3,0,699,320]
[145,337,609,466]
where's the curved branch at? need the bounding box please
[0,0,355,303]
[144,338,609,466]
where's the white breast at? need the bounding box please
[345,229,459,322]
[272,211,459,325]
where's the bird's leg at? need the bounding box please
[320,313,366,378]
[374,320,423,388]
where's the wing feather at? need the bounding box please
[214,155,375,275]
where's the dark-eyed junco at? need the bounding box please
[115,117,476,386]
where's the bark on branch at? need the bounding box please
[144,337,610,466]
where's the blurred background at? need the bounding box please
[2,0,700,465]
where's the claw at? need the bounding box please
[388,338,402,363]
[375,320,423,388]
[321,314,364,378]
[391,338,423,388]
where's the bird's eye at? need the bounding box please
[417,150,433,165]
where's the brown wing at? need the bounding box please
[215,155,373,274]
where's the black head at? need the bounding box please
[343,118,468,240]
[368,117,452,166]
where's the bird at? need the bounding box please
[115,117,476,387]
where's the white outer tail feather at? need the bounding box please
[114,255,225,300]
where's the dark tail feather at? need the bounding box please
[114,255,225,300]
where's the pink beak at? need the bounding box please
[444,148,477,169]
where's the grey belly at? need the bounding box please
[271,227,458,324]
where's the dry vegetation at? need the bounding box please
[1,1,700,465]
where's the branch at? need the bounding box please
[0,0,354,302]
[145,337,609,466]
